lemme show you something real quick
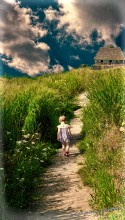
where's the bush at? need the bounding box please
[4,133,55,208]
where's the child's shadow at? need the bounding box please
[70,133,82,146]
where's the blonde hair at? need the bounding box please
[59,115,66,123]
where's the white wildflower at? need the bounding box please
[16,141,22,145]
[34,157,37,159]
[6,131,11,135]
[23,134,30,139]
[26,147,30,150]
[21,129,25,132]
[0,168,4,171]
[119,127,125,132]
[122,121,125,126]
[31,142,35,145]
[22,140,28,143]
[31,134,35,138]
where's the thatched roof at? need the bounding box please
[94,45,125,60]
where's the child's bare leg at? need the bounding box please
[62,144,66,156]
[66,143,70,155]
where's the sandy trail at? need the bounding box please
[27,93,100,220]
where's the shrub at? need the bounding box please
[4,132,56,208]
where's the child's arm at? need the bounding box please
[68,125,72,137]
[57,127,60,141]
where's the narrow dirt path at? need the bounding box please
[28,93,100,220]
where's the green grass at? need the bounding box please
[99,193,125,220]
[1,68,87,209]
[1,66,125,211]
[78,67,125,210]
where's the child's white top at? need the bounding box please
[57,123,70,143]
[57,123,70,129]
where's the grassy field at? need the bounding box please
[1,68,88,209]
[1,66,125,214]
[78,67,125,212]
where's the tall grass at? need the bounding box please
[1,69,87,209]
[87,71,123,125]
[99,190,125,219]
[2,66,124,211]
[79,67,125,210]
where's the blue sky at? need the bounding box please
[0,0,125,77]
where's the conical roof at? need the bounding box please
[94,45,125,60]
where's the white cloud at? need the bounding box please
[7,56,49,76]
[2,40,50,76]
[36,42,50,50]
[44,6,58,21]
[0,0,50,76]
[49,64,64,73]
[71,55,80,60]
[4,0,15,4]
[58,0,124,44]
[68,65,73,70]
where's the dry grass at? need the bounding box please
[97,125,124,196]
[97,125,123,158]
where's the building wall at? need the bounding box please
[95,60,124,65]
[93,63,125,70]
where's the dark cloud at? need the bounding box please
[75,1,122,25]
[1,0,125,76]
[0,0,50,76]
[58,0,124,43]
[10,41,49,63]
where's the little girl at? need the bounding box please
[57,115,71,157]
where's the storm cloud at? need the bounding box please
[0,0,125,76]
[0,0,50,76]
[58,0,124,43]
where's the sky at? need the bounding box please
[0,0,125,77]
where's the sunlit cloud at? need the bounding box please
[49,64,64,73]
[1,0,125,76]
[58,0,124,44]
[0,0,50,76]
[68,65,73,70]
[44,6,58,21]
[4,0,16,4]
